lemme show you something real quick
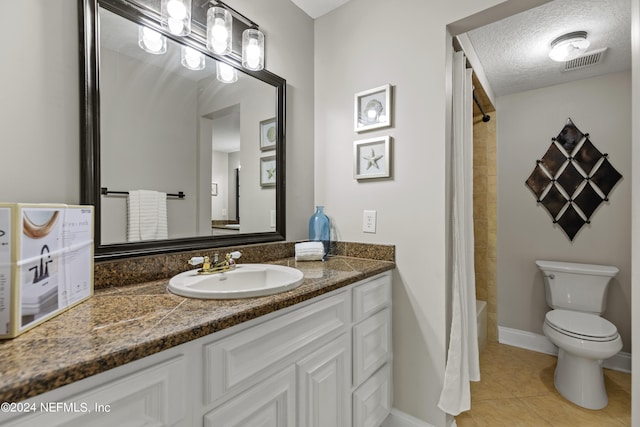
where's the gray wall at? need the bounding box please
[314,0,512,424]
[497,71,632,352]
[100,48,199,243]
[0,0,79,203]
[0,0,314,243]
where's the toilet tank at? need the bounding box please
[535,260,619,314]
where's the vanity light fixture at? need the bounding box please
[207,6,233,55]
[549,31,590,62]
[161,0,191,36]
[138,26,167,54]
[242,28,264,71]
[181,46,205,70]
[216,61,238,83]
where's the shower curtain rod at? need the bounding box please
[473,91,491,123]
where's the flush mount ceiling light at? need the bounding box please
[549,31,590,62]
[161,0,191,36]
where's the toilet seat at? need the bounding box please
[545,310,619,342]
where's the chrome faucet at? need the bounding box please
[188,251,242,275]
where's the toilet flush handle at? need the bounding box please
[545,273,555,280]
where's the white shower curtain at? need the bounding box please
[437,51,480,416]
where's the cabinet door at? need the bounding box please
[204,366,296,427]
[1,356,187,427]
[204,292,348,404]
[353,364,391,427]
[297,334,350,427]
[353,308,391,387]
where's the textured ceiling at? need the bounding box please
[465,0,631,98]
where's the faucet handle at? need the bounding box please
[230,251,242,260]
[188,256,208,266]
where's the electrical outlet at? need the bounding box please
[270,210,276,228]
[363,210,377,233]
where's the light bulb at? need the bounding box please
[242,28,264,71]
[181,46,205,70]
[168,17,184,35]
[207,7,232,55]
[217,62,237,83]
[211,18,229,42]
[166,0,187,20]
[138,26,166,54]
[246,39,260,69]
[161,0,190,36]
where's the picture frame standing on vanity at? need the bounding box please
[260,156,277,187]
[354,136,391,180]
[260,117,277,151]
[354,84,392,132]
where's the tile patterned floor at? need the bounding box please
[455,342,631,426]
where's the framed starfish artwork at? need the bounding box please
[260,155,276,187]
[354,136,391,180]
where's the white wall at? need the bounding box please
[314,0,520,425]
[496,72,632,352]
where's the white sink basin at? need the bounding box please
[168,264,304,299]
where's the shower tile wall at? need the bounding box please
[473,112,497,342]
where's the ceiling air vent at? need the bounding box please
[564,48,608,72]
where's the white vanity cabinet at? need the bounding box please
[0,271,392,427]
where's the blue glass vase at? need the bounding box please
[308,206,330,257]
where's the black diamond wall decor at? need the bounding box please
[525,118,622,241]
[525,164,551,200]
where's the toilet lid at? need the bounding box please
[545,310,619,341]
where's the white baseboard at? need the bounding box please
[498,326,631,373]
[382,409,435,427]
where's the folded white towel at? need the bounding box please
[295,241,325,261]
[127,190,168,242]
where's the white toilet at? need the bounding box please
[536,260,622,410]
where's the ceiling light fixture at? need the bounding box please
[549,31,590,62]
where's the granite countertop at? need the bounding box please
[0,256,394,403]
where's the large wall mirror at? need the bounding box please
[80,0,286,260]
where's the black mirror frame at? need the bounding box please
[79,0,286,261]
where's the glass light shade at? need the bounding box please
[549,32,590,62]
[161,0,191,36]
[181,46,205,70]
[242,28,264,71]
[138,26,167,55]
[207,7,232,55]
[216,61,238,83]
